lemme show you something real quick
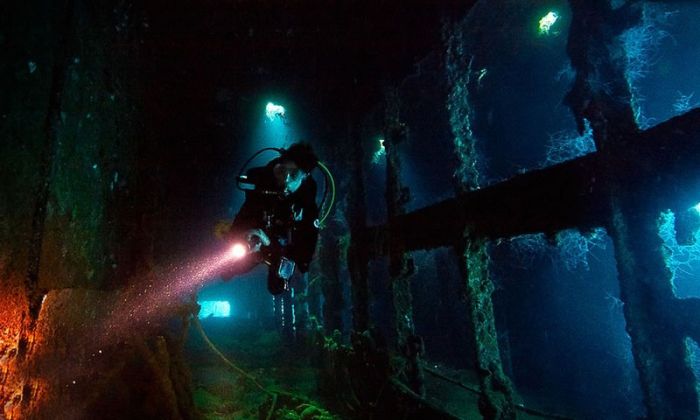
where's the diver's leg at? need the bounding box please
[267,268,287,295]
[292,271,309,345]
[281,289,294,344]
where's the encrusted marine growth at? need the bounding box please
[566,1,700,417]
[445,15,516,419]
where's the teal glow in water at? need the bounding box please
[538,11,559,35]
[265,102,285,121]
[371,138,386,164]
[198,301,231,318]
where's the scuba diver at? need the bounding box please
[221,142,322,294]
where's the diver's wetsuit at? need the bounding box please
[226,159,319,294]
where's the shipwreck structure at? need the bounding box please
[1,0,699,418]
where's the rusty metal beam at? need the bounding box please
[364,107,700,257]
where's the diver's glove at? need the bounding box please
[245,228,270,252]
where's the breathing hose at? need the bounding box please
[235,147,336,227]
[316,160,336,227]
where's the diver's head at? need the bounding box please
[274,142,318,195]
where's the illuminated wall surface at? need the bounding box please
[198,301,232,318]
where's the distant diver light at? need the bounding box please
[371,139,386,164]
[538,11,559,35]
[265,102,285,121]
[198,301,231,318]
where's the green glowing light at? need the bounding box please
[372,139,386,164]
[538,11,559,35]
[265,102,285,121]
[477,68,488,85]
[198,301,231,318]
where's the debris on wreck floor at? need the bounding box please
[185,318,569,420]
[186,318,338,420]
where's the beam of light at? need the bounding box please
[538,11,559,35]
[198,301,231,318]
[265,102,285,121]
[96,244,248,347]
[694,202,700,213]
[9,243,251,418]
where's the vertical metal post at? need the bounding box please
[566,1,699,416]
[445,19,516,417]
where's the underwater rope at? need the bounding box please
[235,147,282,192]
[192,316,269,393]
[421,363,571,419]
[194,315,567,419]
[316,160,336,227]
[235,147,336,227]
[192,316,325,419]
[191,316,279,420]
